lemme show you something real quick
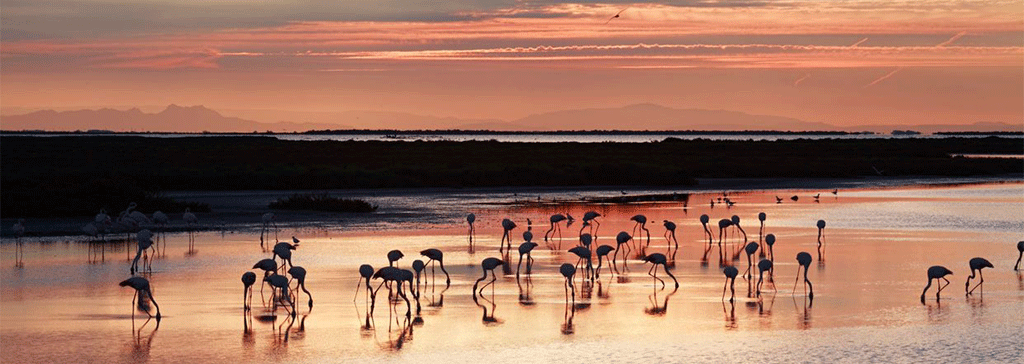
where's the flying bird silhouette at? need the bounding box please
[604,8,628,24]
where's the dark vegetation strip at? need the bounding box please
[1,136,1021,217]
[269,193,377,213]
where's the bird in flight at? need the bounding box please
[604,8,628,24]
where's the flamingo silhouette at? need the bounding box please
[516,242,539,277]
[260,212,277,247]
[272,242,296,271]
[183,208,198,251]
[568,246,593,282]
[523,230,533,244]
[130,231,155,274]
[742,242,759,279]
[546,214,567,244]
[731,215,747,253]
[412,260,425,300]
[265,274,294,316]
[756,259,775,297]
[630,215,650,253]
[354,264,375,302]
[594,245,615,278]
[794,252,814,298]
[641,253,678,289]
[663,220,678,259]
[287,266,314,309]
[717,219,732,250]
[387,249,404,267]
[582,211,601,235]
[722,266,739,302]
[473,257,504,297]
[500,219,517,255]
[560,263,577,306]
[11,219,25,268]
[467,213,476,245]
[419,248,450,287]
[816,220,827,261]
[241,272,256,311]
[700,214,712,247]
[252,258,278,299]
[369,267,399,316]
[765,234,776,262]
[965,257,993,295]
[612,231,632,272]
[120,276,161,320]
[1015,241,1024,271]
[920,265,953,303]
[757,212,767,257]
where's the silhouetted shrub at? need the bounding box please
[269,193,377,213]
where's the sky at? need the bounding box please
[2,0,1022,127]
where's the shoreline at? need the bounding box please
[3,175,1020,239]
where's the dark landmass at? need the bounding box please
[936,131,1024,136]
[2,136,1021,217]
[269,193,377,213]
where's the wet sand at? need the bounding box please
[1,182,1022,363]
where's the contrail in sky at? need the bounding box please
[794,73,811,86]
[936,31,967,47]
[850,38,868,47]
[863,68,902,88]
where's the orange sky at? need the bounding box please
[2,1,1022,127]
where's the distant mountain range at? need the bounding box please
[2,103,1020,133]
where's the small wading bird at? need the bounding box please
[920,265,953,304]
[965,257,993,295]
[119,276,161,320]
[641,253,678,289]
[794,252,814,298]
[473,257,504,297]
[722,266,739,302]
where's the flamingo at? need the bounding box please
[731,215,747,249]
[546,214,567,244]
[152,211,169,228]
[500,219,517,255]
[920,265,953,303]
[613,231,632,272]
[354,264,375,302]
[12,219,25,267]
[387,249,404,267]
[756,259,774,297]
[253,258,278,299]
[965,257,993,295]
[722,266,739,302]
[700,215,712,247]
[265,274,295,316]
[287,266,314,309]
[794,252,814,298]
[516,242,538,277]
[757,212,767,257]
[419,248,450,287]
[130,232,155,274]
[370,267,407,317]
[473,257,504,297]
[568,246,593,281]
[742,242,759,279]
[663,220,678,259]
[630,215,651,253]
[261,212,277,244]
[523,230,533,243]
[582,211,601,235]
[467,213,476,243]
[579,232,592,249]
[1015,241,1024,271]
[119,276,161,320]
[560,263,577,306]
[717,219,732,249]
[816,219,827,260]
[640,253,678,289]
[594,245,615,279]
[273,242,296,271]
[765,234,776,262]
[182,208,198,227]
[241,272,256,311]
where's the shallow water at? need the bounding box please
[2,183,1023,363]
